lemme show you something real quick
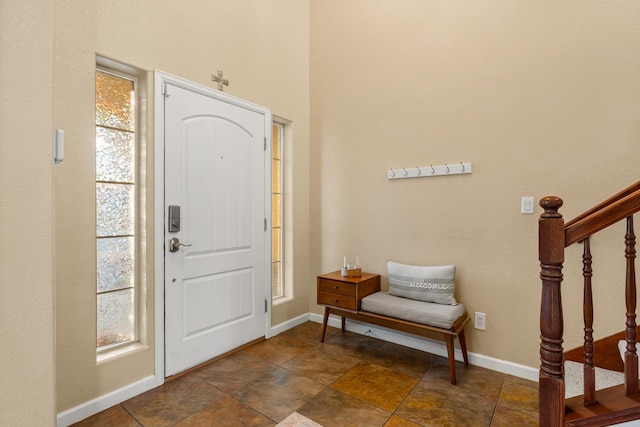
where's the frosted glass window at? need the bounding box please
[96,127,135,183]
[272,194,280,227]
[96,68,137,351]
[272,159,280,193]
[97,288,135,347]
[272,228,280,262]
[272,126,280,160]
[97,237,135,293]
[96,71,135,131]
[272,123,283,298]
[96,183,135,237]
[272,261,281,298]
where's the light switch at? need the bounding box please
[521,197,534,214]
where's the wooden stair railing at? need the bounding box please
[539,181,640,427]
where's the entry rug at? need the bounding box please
[276,412,323,427]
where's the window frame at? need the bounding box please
[95,65,140,354]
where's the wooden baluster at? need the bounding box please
[539,196,565,427]
[582,237,596,405]
[625,215,639,396]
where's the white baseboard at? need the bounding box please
[309,312,538,383]
[56,374,161,427]
[271,312,311,336]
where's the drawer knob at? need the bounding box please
[333,286,339,289]
[332,299,338,302]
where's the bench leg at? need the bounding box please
[458,329,469,366]
[341,316,346,332]
[320,307,330,342]
[445,335,457,385]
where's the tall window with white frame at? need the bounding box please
[272,123,284,299]
[95,68,137,350]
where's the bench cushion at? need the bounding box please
[361,291,466,329]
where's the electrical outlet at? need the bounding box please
[475,312,486,330]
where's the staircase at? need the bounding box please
[565,329,640,374]
[538,181,640,426]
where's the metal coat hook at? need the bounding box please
[445,163,450,173]
[430,164,435,175]
[403,167,408,177]
[460,162,465,172]
[390,169,395,177]
[416,166,421,176]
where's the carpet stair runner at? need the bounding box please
[564,334,640,426]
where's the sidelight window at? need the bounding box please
[272,123,284,299]
[95,68,137,350]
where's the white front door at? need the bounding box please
[163,81,270,376]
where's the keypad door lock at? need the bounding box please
[168,205,180,232]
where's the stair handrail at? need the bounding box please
[565,181,640,246]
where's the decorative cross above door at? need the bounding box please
[212,70,229,91]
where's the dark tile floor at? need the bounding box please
[74,322,539,426]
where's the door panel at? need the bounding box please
[183,117,253,252]
[182,268,254,338]
[164,83,268,376]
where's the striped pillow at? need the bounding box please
[387,261,457,305]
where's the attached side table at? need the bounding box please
[317,271,381,341]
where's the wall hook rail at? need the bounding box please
[388,162,472,180]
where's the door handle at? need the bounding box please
[169,237,192,253]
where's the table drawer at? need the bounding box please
[318,291,356,311]
[318,279,356,297]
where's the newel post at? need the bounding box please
[539,196,565,427]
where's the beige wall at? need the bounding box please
[0,0,57,424]
[5,0,640,421]
[310,1,640,368]
[54,0,310,412]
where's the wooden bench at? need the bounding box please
[318,271,470,384]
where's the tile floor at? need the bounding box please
[73,322,539,426]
